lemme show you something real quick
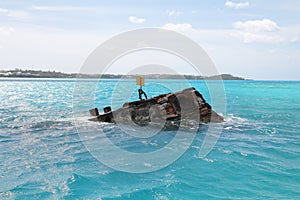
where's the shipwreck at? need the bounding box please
[89,81,223,129]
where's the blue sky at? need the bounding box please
[0,0,300,79]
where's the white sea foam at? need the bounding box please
[224,114,248,123]
[240,152,248,156]
[202,157,214,163]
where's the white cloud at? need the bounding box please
[0,25,107,72]
[0,8,9,13]
[225,1,249,9]
[0,26,15,36]
[0,26,15,49]
[31,5,87,12]
[233,32,285,43]
[0,7,30,19]
[163,23,192,31]
[232,19,287,43]
[7,10,30,19]
[234,19,279,33]
[165,10,183,17]
[129,16,145,24]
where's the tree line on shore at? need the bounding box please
[0,69,245,80]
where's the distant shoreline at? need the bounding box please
[0,69,246,80]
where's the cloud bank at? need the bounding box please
[233,19,285,43]
[129,16,145,24]
[0,7,30,19]
[225,1,249,9]
[163,23,192,31]
[165,10,183,17]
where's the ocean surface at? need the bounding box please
[0,78,299,199]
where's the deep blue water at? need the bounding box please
[0,78,300,199]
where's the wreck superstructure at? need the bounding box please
[89,87,223,128]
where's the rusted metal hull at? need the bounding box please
[89,88,223,128]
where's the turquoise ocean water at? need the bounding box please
[0,78,299,199]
